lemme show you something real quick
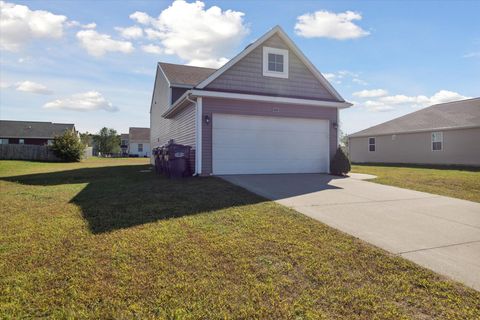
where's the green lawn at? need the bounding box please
[351,164,480,203]
[1,158,479,319]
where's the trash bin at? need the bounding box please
[164,142,192,178]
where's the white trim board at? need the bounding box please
[195,25,345,102]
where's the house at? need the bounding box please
[128,127,150,157]
[150,25,351,175]
[120,133,129,156]
[348,98,480,166]
[0,120,76,145]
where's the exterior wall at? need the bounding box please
[171,87,188,104]
[349,127,480,166]
[0,137,49,145]
[201,97,338,175]
[150,67,197,165]
[129,142,151,157]
[205,34,336,101]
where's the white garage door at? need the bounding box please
[212,113,330,174]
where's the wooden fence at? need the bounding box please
[0,144,61,162]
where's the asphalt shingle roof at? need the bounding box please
[129,127,150,142]
[349,98,480,137]
[159,62,216,86]
[0,120,75,139]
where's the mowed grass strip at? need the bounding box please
[1,159,479,319]
[351,164,480,203]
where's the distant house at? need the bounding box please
[120,133,129,156]
[128,127,150,157]
[0,120,76,146]
[348,98,480,166]
[150,26,350,175]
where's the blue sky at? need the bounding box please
[1,0,479,135]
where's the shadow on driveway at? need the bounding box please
[2,164,264,234]
[220,174,344,200]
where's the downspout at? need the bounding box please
[186,94,202,176]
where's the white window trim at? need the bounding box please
[431,131,443,151]
[368,137,376,152]
[263,47,289,79]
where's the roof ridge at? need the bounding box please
[158,61,217,71]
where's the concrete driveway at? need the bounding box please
[221,173,480,290]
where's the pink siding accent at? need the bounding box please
[201,97,338,175]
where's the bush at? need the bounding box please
[330,147,351,176]
[50,130,85,162]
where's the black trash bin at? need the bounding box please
[164,143,192,178]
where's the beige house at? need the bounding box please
[348,98,480,166]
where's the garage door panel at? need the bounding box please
[212,113,330,174]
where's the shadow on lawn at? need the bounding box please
[1,164,265,234]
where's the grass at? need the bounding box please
[351,163,480,203]
[1,158,479,319]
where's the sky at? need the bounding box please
[1,0,479,135]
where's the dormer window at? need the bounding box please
[263,47,288,78]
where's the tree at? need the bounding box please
[50,129,85,162]
[80,132,93,146]
[330,147,351,176]
[93,127,121,155]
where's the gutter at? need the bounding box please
[185,94,202,176]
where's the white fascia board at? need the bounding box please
[170,83,193,88]
[190,90,352,108]
[195,26,280,89]
[195,25,345,102]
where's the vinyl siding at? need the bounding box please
[150,67,196,165]
[349,127,480,166]
[205,34,336,101]
[201,97,338,175]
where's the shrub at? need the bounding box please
[330,147,351,176]
[50,130,85,162]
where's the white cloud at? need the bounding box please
[356,90,471,112]
[295,10,370,40]
[76,29,134,57]
[141,44,163,55]
[323,70,366,85]
[66,20,96,29]
[43,91,118,112]
[463,52,480,58]
[129,11,152,25]
[128,0,248,67]
[353,89,388,98]
[0,0,67,51]
[115,25,143,39]
[16,80,52,94]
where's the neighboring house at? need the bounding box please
[0,120,75,145]
[348,98,480,166]
[150,25,351,175]
[128,127,150,157]
[120,133,129,156]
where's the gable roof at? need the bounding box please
[158,62,216,87]
[195,25,345,102]
[0,120,75,139]
[349,98,480,138]
[129,127,150,141]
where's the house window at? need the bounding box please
[138,144,143,152]
[19,139,24,144]
[368,137,376,152]
[432,132,443,151]
[263,47,289,78]
[0,138,8,144]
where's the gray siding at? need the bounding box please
[150,67,196,164]
[349,127,480,166]
[205,34,336,101]
[201,97,338,175]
